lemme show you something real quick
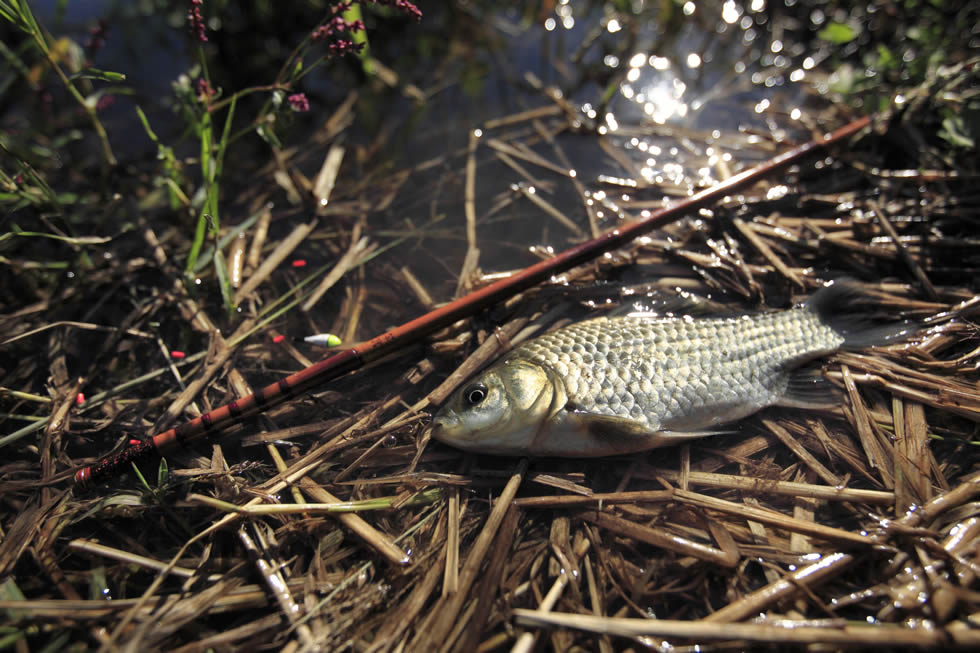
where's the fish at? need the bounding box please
[431,281,910,456]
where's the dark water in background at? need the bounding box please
[28,0,832,328]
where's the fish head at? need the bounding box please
[431,357,564,454]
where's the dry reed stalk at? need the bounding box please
[245,204,273,272]
[453,504,521,652]
[68,538,225,581]
[789,468,818,554]
[804,417,882,485]
[595,137,647,187]
[413,460,527,649]
[237,524,315,648]
[533,119,601,238]
[214,356,288,503]
[840,364,894,487]
[331,412,428,483]
[30,497,78,603]
[707,551,855,621]
[584,510,739,567]
[671,489,871,545]
[312,144,345,210]
[367,547,447,653]
[169,614,284,653]
[302,226,374,311]
[398,265,436,309]
[897,473,980,529]
[482,105,563,129]
[870,200,939,301]
[732,217,805,288]
[106,430,415,644]
[649,468,894,505]
[296,478,410,565]
[485,138,572,177]
[516,183,584,236]
[514,489,673,508]
[527,472,592,495]
[492,149,555,192]
[254,403,392,490]
[454,128,480,298]
[421,316,531,410]
[513,609,980,647]
[762,418,842,486]
[834,350,980,417]
[511,536,592,653]
[443,487,461,596]
[234,219,318,305]
[117,574,247,649]
[154,317,255,430]
[0,574,342,618]
[341,271,367,344]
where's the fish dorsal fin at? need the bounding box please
[608,289,736,320]
[805,279,918,348]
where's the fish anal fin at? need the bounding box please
[775,369,840,410]
[659,429,736,440]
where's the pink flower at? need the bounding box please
[328,39,363,56]
[196,78,216,102]
[288,93,310,112]
[377,0,422,21]
[311,4,364,57]
[86,19,108,56]
[96,95,115,112]
[188,0,207,43]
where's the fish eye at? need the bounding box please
[463,383,488,406]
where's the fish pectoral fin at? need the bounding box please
[569,412,658,439]
[567,412,724,450]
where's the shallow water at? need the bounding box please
[25,0,843,343]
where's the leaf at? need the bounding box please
[828,64,858,96]
[86,566,108,601]
[131,463,151,492]
[818,22,858,45]
[256,122,282,148]
[214,248,235,313]
[69,67,126,82]
[157,457,169,489]
[0,230,112,245]
[876,44,896,70]
[940,114,975,148]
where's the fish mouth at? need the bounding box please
[430,408,462,443]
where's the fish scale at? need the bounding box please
[513,309,843,432]
[431,282,904,457]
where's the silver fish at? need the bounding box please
[431,282,905,456]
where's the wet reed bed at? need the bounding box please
[3,61,980,653]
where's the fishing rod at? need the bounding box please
[74,115,872,488]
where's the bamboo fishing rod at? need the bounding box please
[73,115,872,487]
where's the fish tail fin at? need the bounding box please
[806,279,916,349]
